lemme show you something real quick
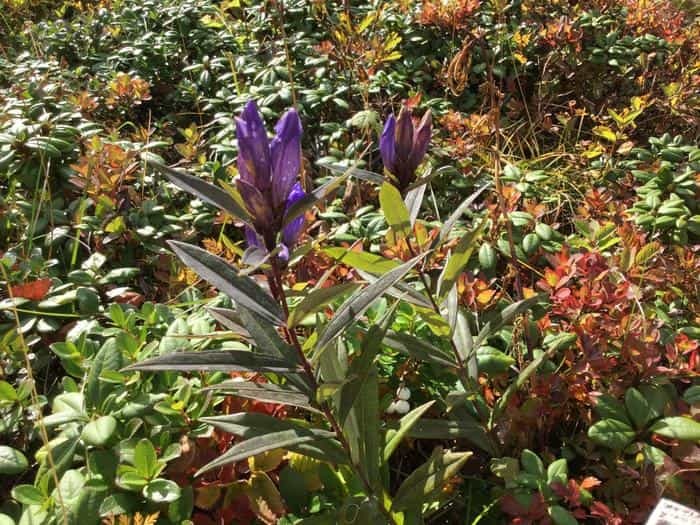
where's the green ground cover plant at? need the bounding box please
[0,0,698,523]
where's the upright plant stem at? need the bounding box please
[266,261,399,525]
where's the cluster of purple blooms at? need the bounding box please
[235,100,432,260]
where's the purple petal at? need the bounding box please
[394,106,414,162]
[236,100,271,190]
[236,178,273,228]
[245,226,263,249]
[276,243,290,263]
[282,183,306,247]
[380,114,397,174]
[408,109,432,171]
[270,108,302,209]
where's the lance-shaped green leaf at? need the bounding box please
[473,295,542,350]
[196,429,334,476]
[201,412,347,464]
[288,282,360,327]
[383,331,456,368]
[232,305,313,393]
[384,401,435,462]
[316,254,426,351]
[380,182,412,239]
[339,308,396,493]
[649,417,700,441]
[393,417,497,456]
[207,307,252,340]
[356,269,433,309]
[205,381,318,412]
[145,159,250,223]
[391,448,472,511]
[494,344,559,415]
[282,168,353,228]
[453,309,476,377]
[404,183,426,226]
[438,219,487,298]
[123,350,303,374]
[323,247,400,274]
[317,160,385,184]
[168,241,284,326]
[433,182,491,248]
[234,306,297,363]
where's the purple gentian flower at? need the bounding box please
[380,105,432,194]
[235,100,306,262]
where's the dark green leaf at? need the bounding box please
[383,331,456,368]
[145,159,250,222]
[473,295,542,350]
[588,419,635,450]
[204,381,318,412]
[124,350,303,374]
[196,429,334,475]
[288,282,360,327]
[383,401,435,462]
[649,417,700,441]
[168,241,284,326]
[434,183,491,247]
[143,478,181,503]
[0,446,28,475]
[201,413,347,464]
[396,417,497,456]
[81,416,117,447]
[391,448,472,511]
[316,254,425,351]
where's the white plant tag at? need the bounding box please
[646,498,700,525]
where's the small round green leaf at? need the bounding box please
[649,417,700,441]
[81,415,117,447]
[588,419,635,451]
[11,484,44,505]
[143,478,181,503]
[0,446,28,475]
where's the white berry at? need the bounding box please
[396,387,411,400]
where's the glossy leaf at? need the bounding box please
[145,158,250,222]
[391,448,472,511]
[124,350,303,374]
[315,254,425,351]
[168,240,284,326]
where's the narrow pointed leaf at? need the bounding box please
[453,310,476,377]
[317,160,385,184]
[207,307,252,339]
[316,254,426,351]
[380,182,411,238]
[146,159,250,222]
[438,219,487,298]
[383,401,435,462]
[356,269,433,309]
[434,183,491,247]
[282,168,352,228]
[196,430,333,476]
[383,331,456,368]
[123,350,302,374]
[395,418,497,455]
[391,448,472,511]
[288,283,360,327]
[201,412,347,464]
[168,241,284,326]
[204,381,319,413]
[404,183,426,226]
[324,247,400,274]
[473,295,542,349]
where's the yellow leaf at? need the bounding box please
[592,126,617,143]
